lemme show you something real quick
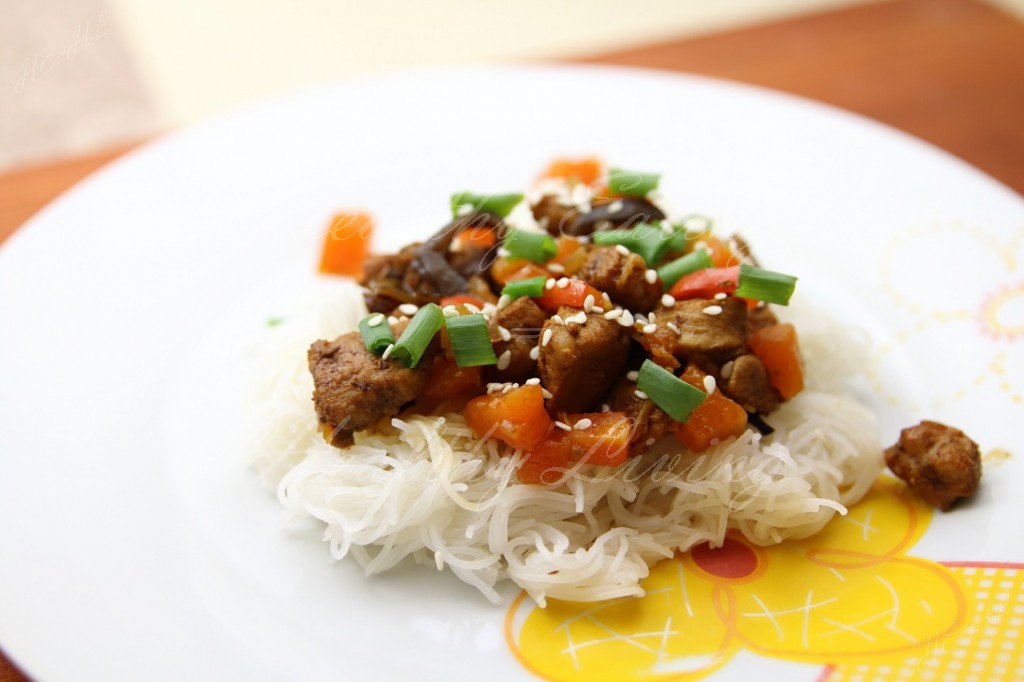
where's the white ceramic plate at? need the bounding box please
[1,65,1022,682]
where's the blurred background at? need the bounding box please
[2,0,1022,172]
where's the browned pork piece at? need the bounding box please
[489,297,547,381]
[722,354,781,414]
[308,331,432,446]
[575,246,663,312]
[885,420,982,511]
[538,307,630,412]
[532,195,665,237]
[651,297,748,365]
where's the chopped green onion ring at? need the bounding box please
[503,226,558,263]
[450,192,524,219]
[391,303,444,368]
[445,313,498,367]
[637,359,706,422]
[502,275,547,299]
[359,313,396,355]
[591,223,674,265]
[608,168,660,197]
[735,263,798,306]
[657,249,713,289]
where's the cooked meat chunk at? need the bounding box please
[746,303,778,335]
[652,297,747,364]
[576,246,662,312]
[308,331,431,446]
[538,306,630,412]
[885,420,981,511]
[360,244,420,313]
[488,297,546,381]
[532,194,665,237]
[722,354,780,414]
[603,376,673,454]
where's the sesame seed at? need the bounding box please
[626,370,639,381]
[644,269,658,284]
[714,292,728,301]
[643,323,657,334]
[604,309,623,320]
[608,200,624,212]
[398,316,409,323]
[571,311,588,325]
[721,361,734,380]
[556,277,570,289]
[547,263,565,273]
[553,314,564,325]
[525,377,541,385]
[615,244,631,256]
[498,326,512,342]
[545,278,556,290]
[529,346,540,360]
[648,312,656,323]
[497,247,511,258]
[381,343,395,360]
[554,420,572,432]
[702,305,723,316]
[482,303,498,317]
[645,437,656,446]
[541,328,553,346]
[541,388,553,399]
[660,221,674,235]
[634,390,649,400]
[486,383,503,394]
[496,350,512,371]
[583,294,595,312]
[387,315,399,325]
[601,403,611,412]
[617,310,634,327]
[464,303,481,314]
[367,313,385,327]
[661,293,676,307]
[577,202,592,214]
[574,418,593,430]
[497,294,512,310]
[592,306,605,314]
[501,384,514,394]
[398,303,419,316]
[442,305,459,318]
[703,375,717,395]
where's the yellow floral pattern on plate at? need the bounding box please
[505,479,1020,681]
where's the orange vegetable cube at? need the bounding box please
[319,212,374,276]
[465,384,552,451]
[748,323,804,399]
[674,365,748,453]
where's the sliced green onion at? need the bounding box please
[503,226,558,263]
[450,192,524,219]
[592,223,673,265]
[735,263,798,305]
[445,313,498,367]
[637,360,706,422]
[502,275,547,299]
[359,313,396,355]
[391,303,444,368]
[657,249,713,289]
[608,168,660,197]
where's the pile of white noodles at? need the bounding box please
[249,281,882,605]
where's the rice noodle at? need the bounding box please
[249,283,882,606]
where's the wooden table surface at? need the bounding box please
[2,0,1022,678]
